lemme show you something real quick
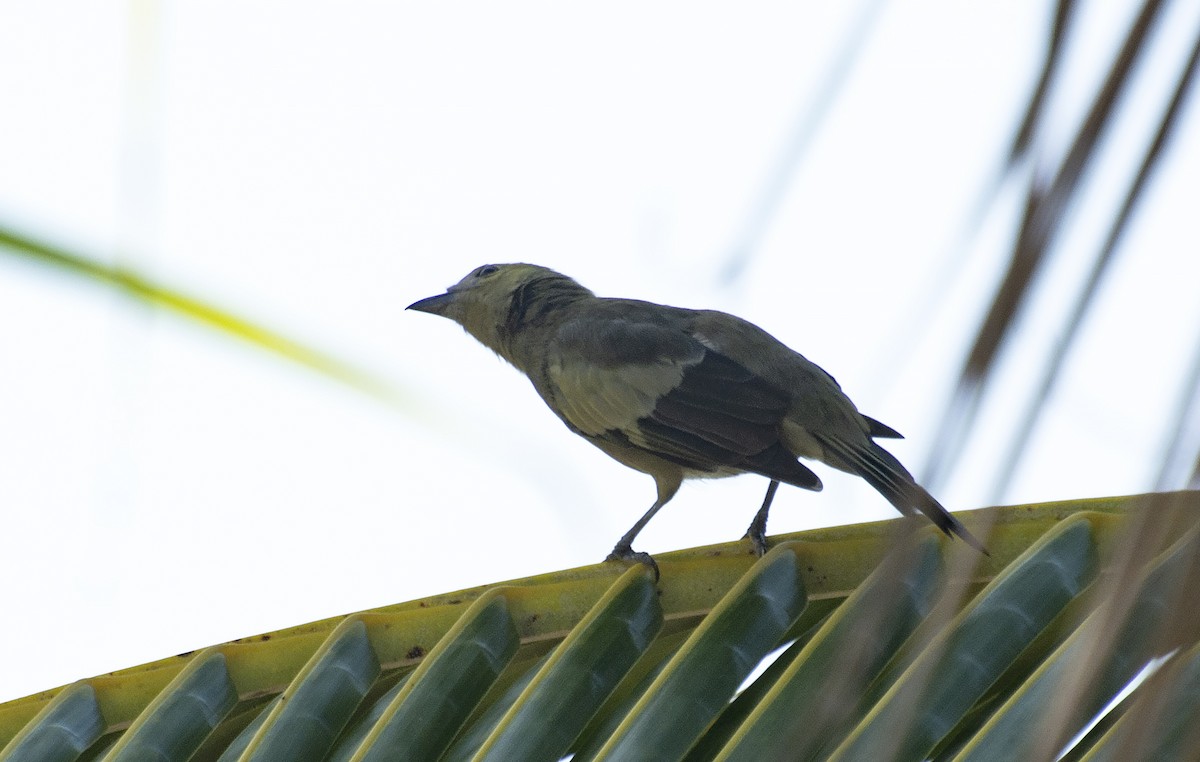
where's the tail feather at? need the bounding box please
[818,435,988,554]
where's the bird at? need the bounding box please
[407,263,985,570]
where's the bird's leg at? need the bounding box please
[744,480,780,557]
[606,495,666,573]
[607,479,680,580]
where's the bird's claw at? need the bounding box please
[606,545,660,581]
[744,518,770,557]
[745,532,769,557]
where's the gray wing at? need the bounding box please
[545,308,821,490]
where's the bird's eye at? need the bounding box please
[475,265,500,278]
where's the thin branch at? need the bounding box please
[719,0,888,282]
[1009,0,1081,164]
[992,14,1200,501]
[1155,326,1200,490]
[924,0,1169,490]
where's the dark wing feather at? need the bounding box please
[743,443,823,491]
[637,350,821,491]
[548,307,821,491]
[649,352,788,449]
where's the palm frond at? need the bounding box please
[3,493,1196,761]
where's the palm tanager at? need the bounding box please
[408,264,985,568]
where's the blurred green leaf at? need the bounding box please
[0,223,409,408]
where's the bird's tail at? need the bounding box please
[818,435,988,554]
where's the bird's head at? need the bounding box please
[407,263,592,361]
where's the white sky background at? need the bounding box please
[1,1,1198,704]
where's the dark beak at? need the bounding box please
[406,292,454,316]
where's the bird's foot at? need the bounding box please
[744,523,769,557]
[606,544,660,581]
[744,481,776,557]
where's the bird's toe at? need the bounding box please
[606,546,660,581]
[745,531,769,557]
